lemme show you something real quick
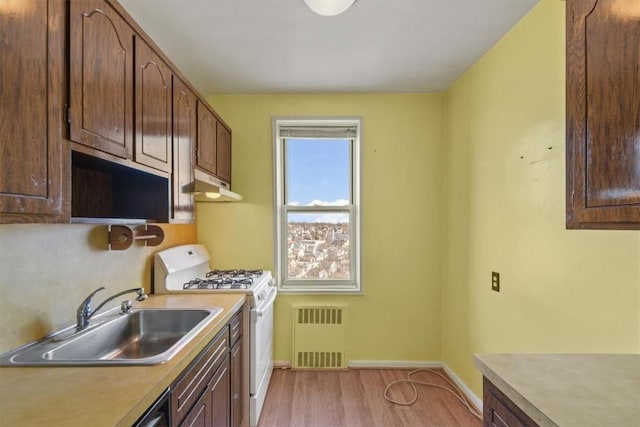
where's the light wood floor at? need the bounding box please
[258,368,482,427]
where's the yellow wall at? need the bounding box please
[198,94,445,362]
[0,223,196,353]
[442,0,640,397]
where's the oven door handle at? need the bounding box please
[255,288,277,317]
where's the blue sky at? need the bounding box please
[286,138,350,205]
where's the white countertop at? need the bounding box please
[473,353,640,427]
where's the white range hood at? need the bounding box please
[193,169,242,202]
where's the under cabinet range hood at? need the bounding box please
[193,169,242,202]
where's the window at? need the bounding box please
[273,118,361,293]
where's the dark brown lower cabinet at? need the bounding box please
[483,378,537,427]
[167,308,243,427]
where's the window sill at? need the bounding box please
[277,286,363,295]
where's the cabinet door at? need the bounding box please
[172,77,196,222]
[135,38,172,173]
[0,0,66,222]
[209,357,230,427]
[230,341,242,427]
[566,0,640,229]
[69,0,134,159]
[216,123,232,184]
[197,102,218,176]
[179,387,209,427]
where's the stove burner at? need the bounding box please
[226,278,254,289]
[214,277,254,289]
[183,277,254,290]
[206,269,263,279]
[183,278,217,289]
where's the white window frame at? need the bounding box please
[273,117,362,293]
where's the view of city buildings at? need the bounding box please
[287,222,350,280]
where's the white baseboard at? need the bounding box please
[271,359,482,412]
[273,360,292,369]
[347,360,443,369]
[274,360,443,370]
[442,363,483,411]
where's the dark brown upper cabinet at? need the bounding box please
[196,100,233,186]
[566,0,640,229]
[2,0,235,224]
[69,0,134,159]
[0,0,68,223]
[196,101,218,176]
[172,77,197,222]
[216,122,232,184]
[135,38,172,173]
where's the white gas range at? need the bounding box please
[153,244,276,427]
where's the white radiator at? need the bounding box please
[292,305,347,369]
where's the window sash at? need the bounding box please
[283,137,354,206]
[281,206,356,289]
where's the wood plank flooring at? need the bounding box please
[258,368,482,427]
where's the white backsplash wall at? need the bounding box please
[0,223,196,353]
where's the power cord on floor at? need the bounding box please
[383,368,483,421]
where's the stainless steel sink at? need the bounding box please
[0,308,222,366]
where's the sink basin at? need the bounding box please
[0,308,222,366]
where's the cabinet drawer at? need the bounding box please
[172,327,229,426]
[229,310,242,346]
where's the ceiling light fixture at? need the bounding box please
[304,0,357,17]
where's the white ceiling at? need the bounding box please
[118,0,540,95]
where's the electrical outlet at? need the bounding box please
[491,271,500,292]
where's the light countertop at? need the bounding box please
[0,293,246,426]
[473,353,640,427]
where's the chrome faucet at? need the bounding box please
[76,286,148,331]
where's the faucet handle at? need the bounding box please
[76,286,106,331]
[120,300,133,314]
[135,288,148,302]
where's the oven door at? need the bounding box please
[249,286,276,426]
